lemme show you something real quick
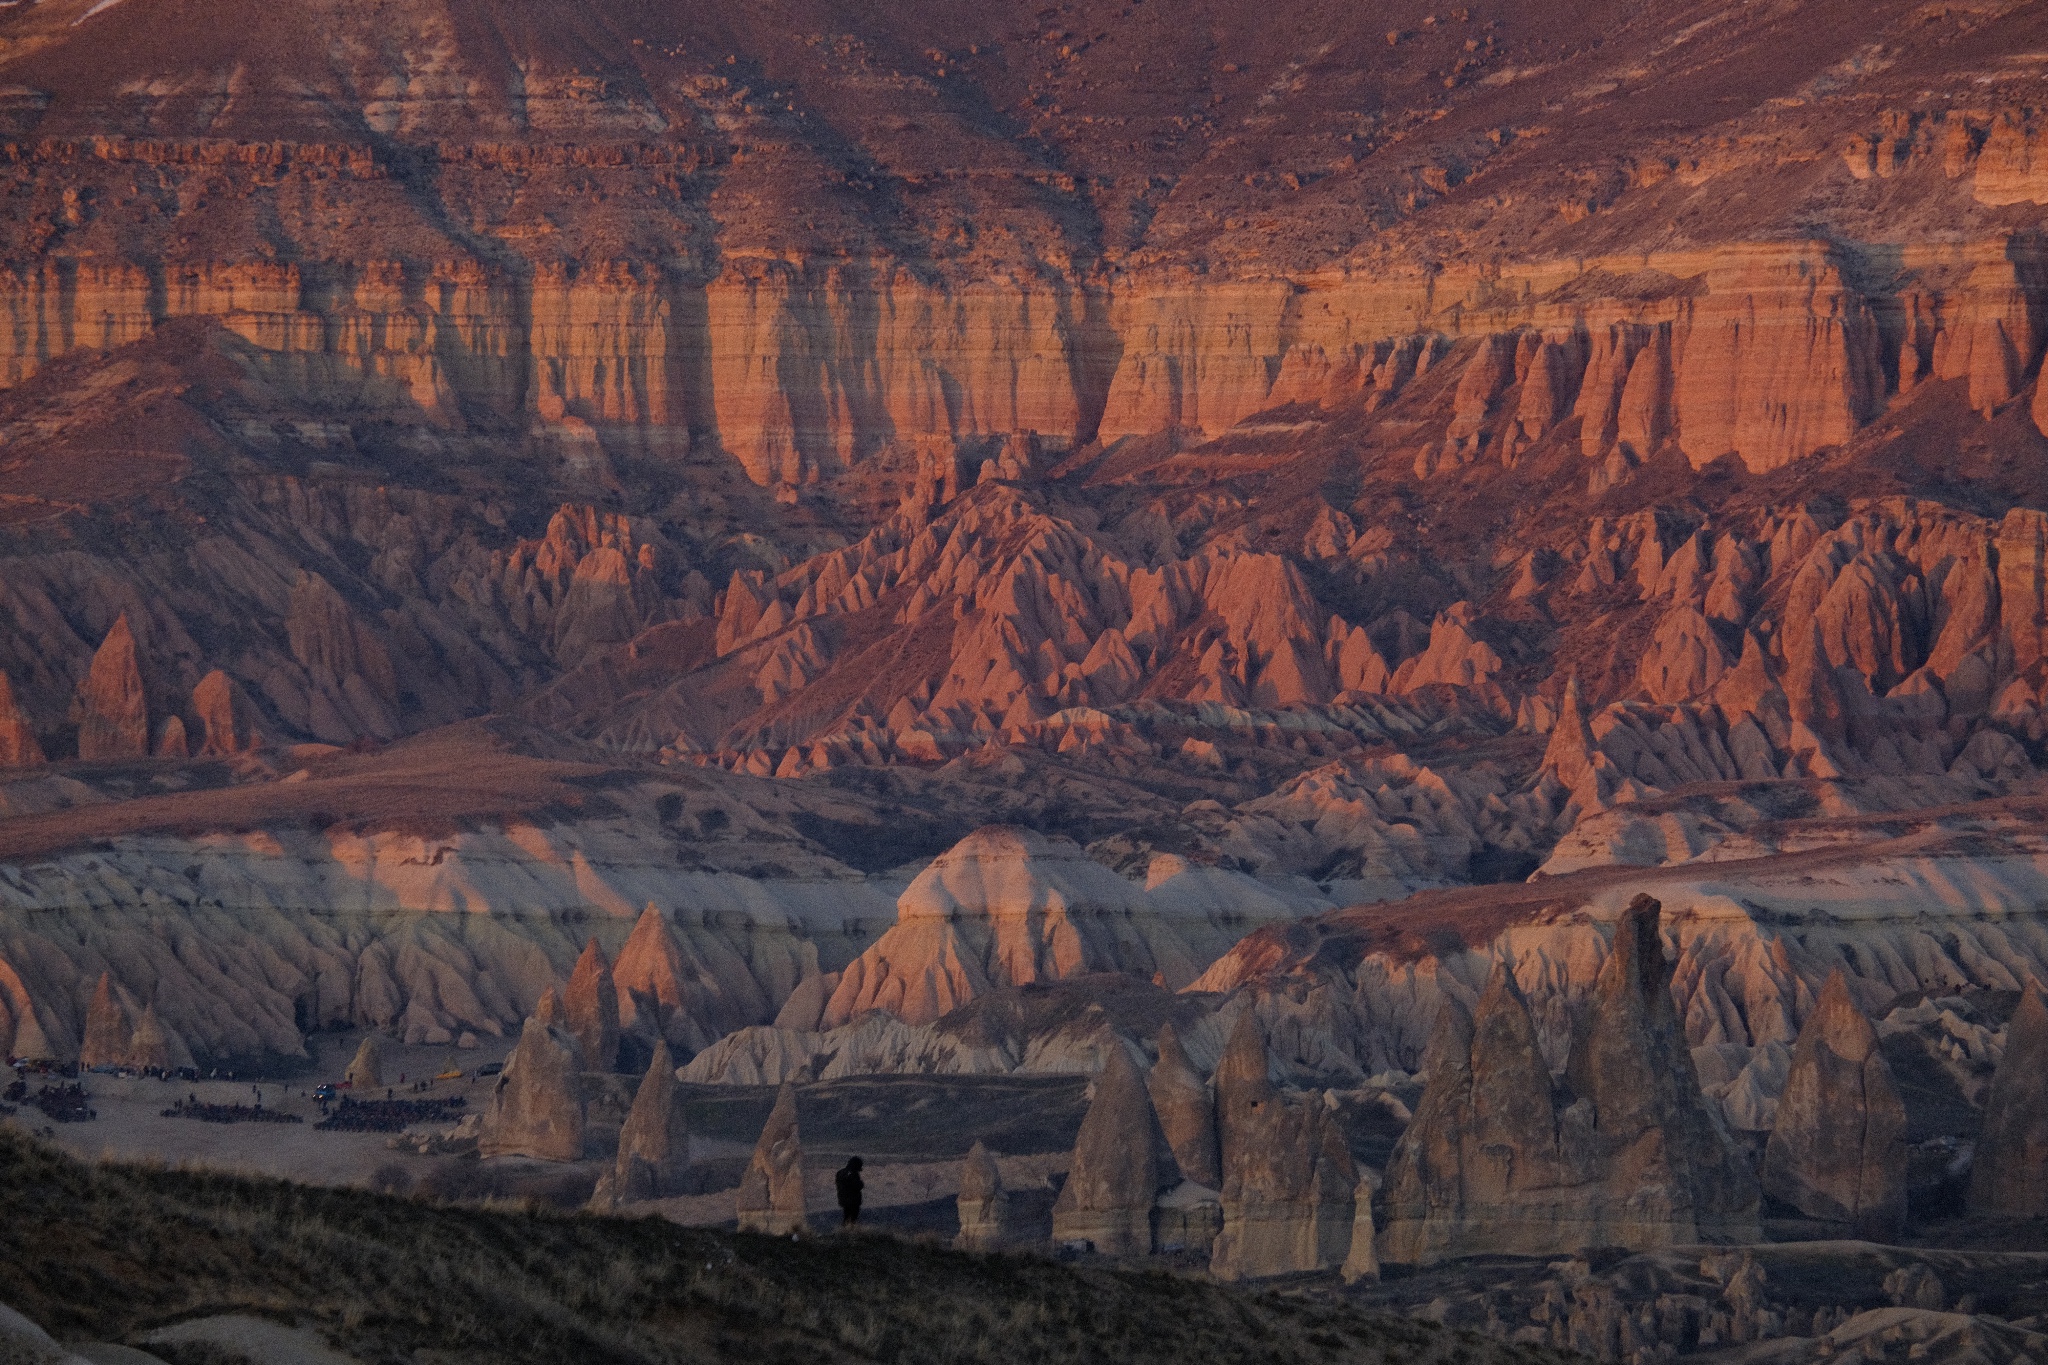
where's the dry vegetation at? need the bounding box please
[0,1132,1572,1365]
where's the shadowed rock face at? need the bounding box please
[0,674,44,768]
[735,1083,807,1235]
[955,1141,1008,1252]
[1763,970,1907,1237]
[1052,1047,1162,1256]
[479,1013,586,1162]
[1210,1012,1355,1281]
[1381,896,1758,1264]
[1968,983,2048,1218]
[1147,1021,1220,1190]
[593,1039,690,1208]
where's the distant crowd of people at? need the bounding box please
[160,1095,304,1126]
[313,1095,465,1133]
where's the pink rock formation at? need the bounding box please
[735,1083,807,1235]
[1967,982,2048,1217]
[564,939,621,1073]
[191,670,262,756]
[1051,1048,1163,1256]
[823,827,1206,1027]
[0,673,45,768]
[1762,971,1907,1237]
[75,614,148,760]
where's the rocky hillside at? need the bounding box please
[0,1130,1566,1365]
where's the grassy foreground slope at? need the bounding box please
[0,1133,1566,1365]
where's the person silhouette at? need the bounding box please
[835,1156,864,1227]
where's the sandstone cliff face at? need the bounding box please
[1761,971,1908,1238]
[1966,983,2048,1218]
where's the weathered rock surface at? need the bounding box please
[1967,982,2048,1217]
[478,1012,586,1162]
[74,616,148,762]
[735,1083,807,1235]
[1210,1013,1355,1281]
[0,675,44,769]
[1379,896,1758,1264]
[1147,1022,1221,1190]
[822,827,1304,1027]
[342,1035,384,1090]
[954,1140,1009,1252]
[591,1040,690,1208]
[1762,970,1908,1237]
[1051,1047,1163,1256]
[564,939,622,1073]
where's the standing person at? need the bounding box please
[835,1157,864,1228]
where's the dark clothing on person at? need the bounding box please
[835,1158,864,1226]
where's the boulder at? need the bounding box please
[1762,970,1907,1237]
[1052,1047,1163,1255]
[479,1014,586,1162]
[0,672,45,767]
[954,1140,1008,1251]
[735,1083,807,1234]
[1146,1021,1220,1189]
[1210,1012,1355,1280]
[592,1040,690,1208]
[343,1034,384,1090]
[1967,981,2048,1216]
[75,613,148,760]
[564,938,622,1073]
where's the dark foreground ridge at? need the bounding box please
[0,1132,1570,1365]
